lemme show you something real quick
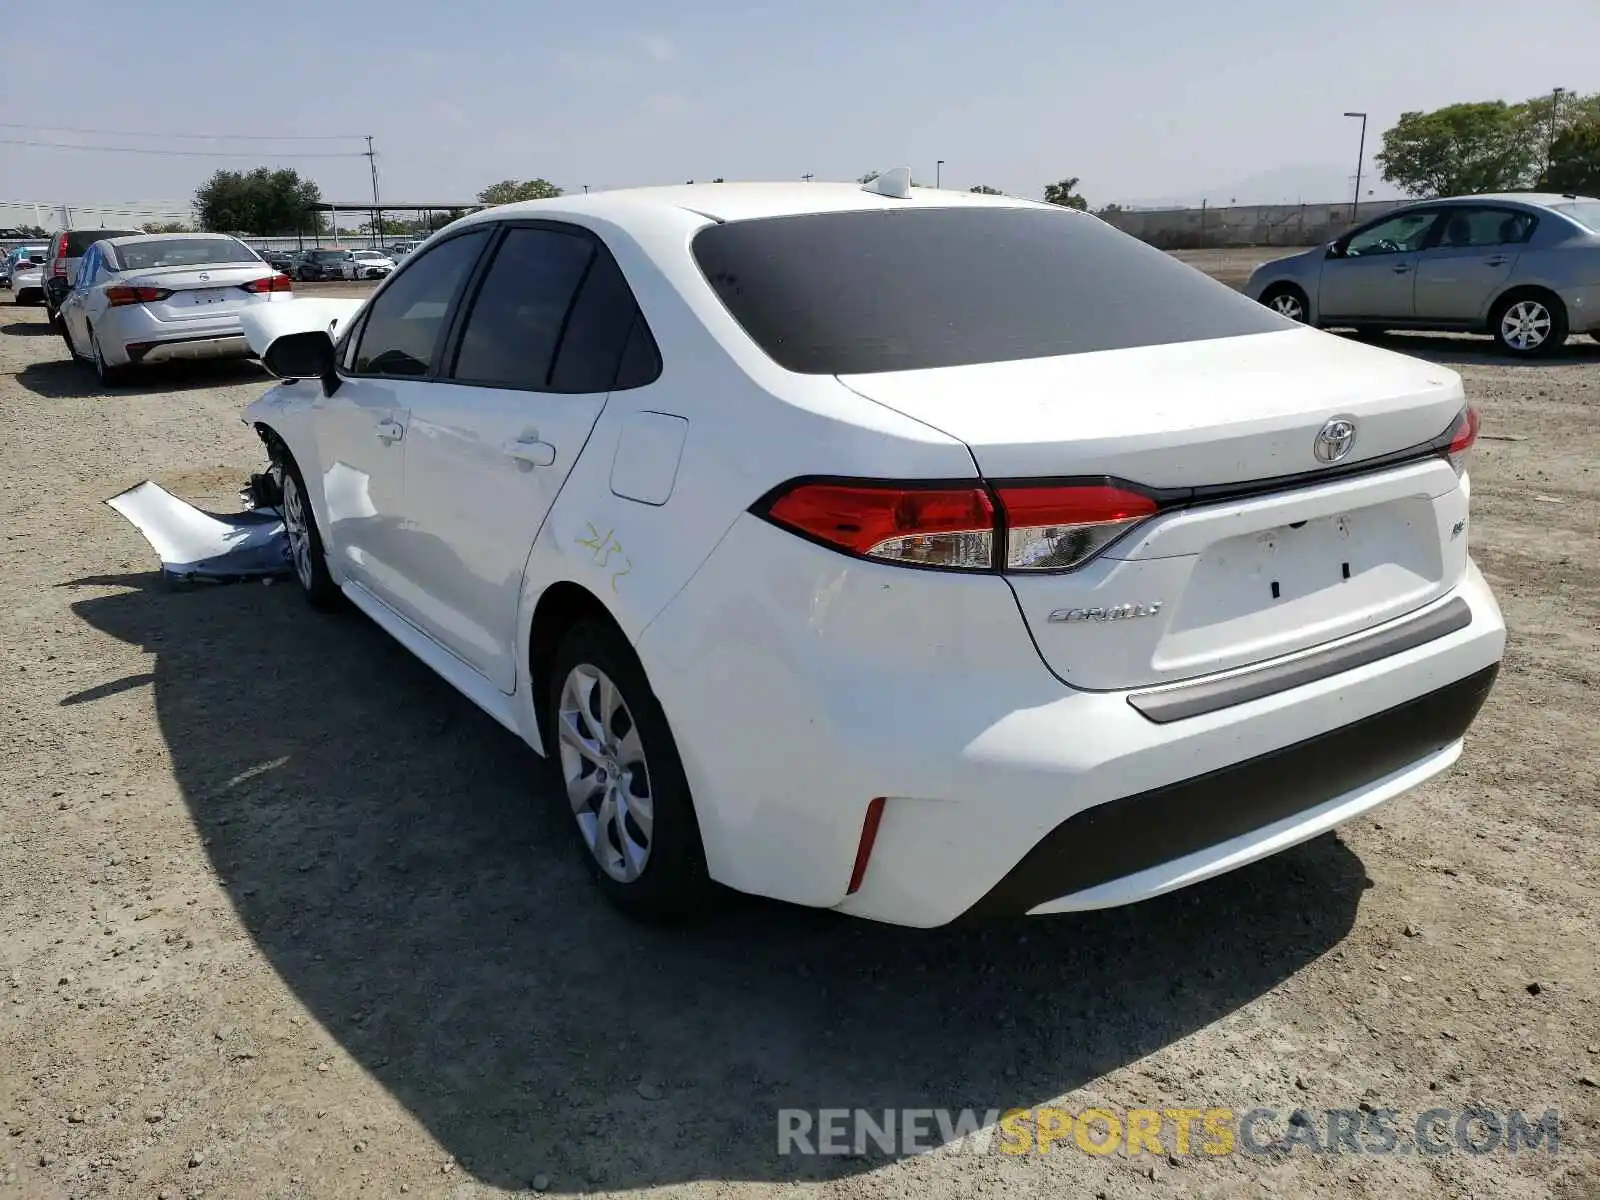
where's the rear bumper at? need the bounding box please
[968,662,1496,917]
[639,513,1505,927]
[125,333,253,365]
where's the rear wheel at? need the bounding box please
[547,620,713,922]
[1492,291,1568,358]
[1261,284,1309,324]
[88,328,128,387]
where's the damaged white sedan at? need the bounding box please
[237,177,1504,927]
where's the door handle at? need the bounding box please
[1483,256,1508,267]
[1390,263,1412,274]
[502,433,557,469]
[375,418,405,444]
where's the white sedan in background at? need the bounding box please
[7,246,48,304]
[240,174,1503,927]
[60,233,294,385]
[340,249,396,280]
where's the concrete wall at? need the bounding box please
[1101,200,1407,250]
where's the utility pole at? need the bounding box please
[936,160,944,189]
[582,184,589,194]
[365,135,381,247]
[1547,87,1567,180]
[1343,112,1367,221]
[801,172,814,183]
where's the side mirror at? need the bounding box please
[262,329,338,393]
[1325,239,1344,259]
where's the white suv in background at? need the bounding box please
[241,177,1504,927]
[42,226,144,327]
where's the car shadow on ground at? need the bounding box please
[14,356,268,399]
[68,574,1370,1191]
[1332,329,1600,367]
[1,318,56,336]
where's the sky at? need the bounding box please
[2,0,1597,222]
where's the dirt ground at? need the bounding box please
[1,272,1597,1200]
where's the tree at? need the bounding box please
[194,168,325,235]
[476,179,562,205]
[142,221,191,233]
[969,184,1003,195]
[1375,101,1538,198]
[1043,177,1087,210]
[1544,119,1600,195]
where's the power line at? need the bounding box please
[0,138,366,159]
[0,121,363,141]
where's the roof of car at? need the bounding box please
[97,232,240,246]
[1428,192,1600,207]
[462,180,1045,227]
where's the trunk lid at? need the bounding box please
[130,265,284,323]
[840,328,1472,691]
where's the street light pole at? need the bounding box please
[936,160,944,189]
[1343,112,1367,221]
[1547,87,1567,179]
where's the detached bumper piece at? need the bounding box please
[106,480,290,585]
[965,664,1499,917]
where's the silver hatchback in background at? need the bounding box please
[1247,193,1600,357]
[58,233,294,385]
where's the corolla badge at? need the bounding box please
[198,271,210,280]
[1048,602,1163,623]
[1314,417,1357,464]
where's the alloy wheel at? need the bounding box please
[557,664,654,882]
[1500,300,1551,352]
[280,473,315,591]
[1268,291,1306,322]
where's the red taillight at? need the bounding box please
[846,797,886,895]
[105,285,172,307]
[758,478,1161,573]
[992,483,1160,571]
[52,232,69,275]
[1445,404,1480,475]
[764,481,996,569]
[242,273,293,294]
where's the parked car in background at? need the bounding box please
[385,240,423,258]
[293,248,353,282]
[42,226,145,328]
[7,246,48,303]
[1247,193,1600,357]
[261,248,296,272]
[240,178,1502,927]
[59,233,291,385]
[340,249,395,280]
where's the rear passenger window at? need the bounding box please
[451,227,594,389]
[549,247,658,392]
[352,229,488,377]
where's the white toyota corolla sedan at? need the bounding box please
[240,172,1504,927]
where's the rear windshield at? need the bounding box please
[113,239,262,270]
[1549,201,1600,232]
[65,229,141,257]
[691,207,1291,375]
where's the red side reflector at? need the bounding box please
[847,797,887,895]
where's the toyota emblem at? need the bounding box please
[1314,417,1357,464]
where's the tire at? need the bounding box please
[88,328,128,387]
[546,619,713,922]
[1261,284,1310,324]
[1491,290,1568,358]
[279,459,341,610]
